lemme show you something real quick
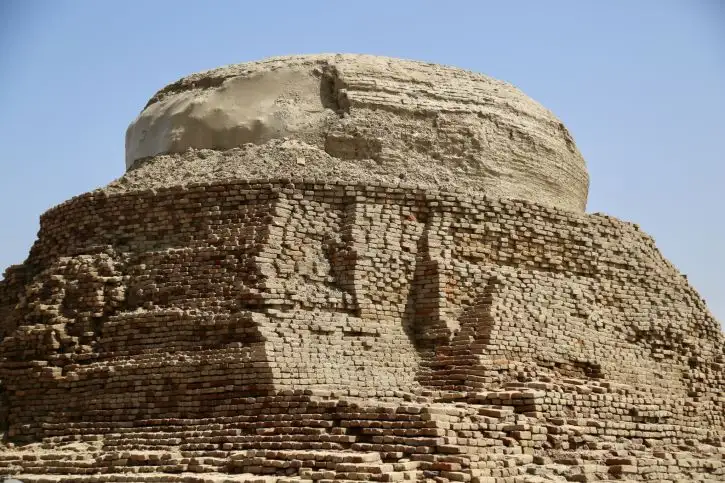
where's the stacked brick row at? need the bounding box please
[0,393,722,481]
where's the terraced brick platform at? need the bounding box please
[0,55,722,482]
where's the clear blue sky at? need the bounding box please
[1,1,723,324]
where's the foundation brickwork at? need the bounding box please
[0,179,722,482]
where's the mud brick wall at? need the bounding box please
[0,179,722,444]
[0,390,721,481]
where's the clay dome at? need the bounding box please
[125,54,590,211]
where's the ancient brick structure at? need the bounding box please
[0,55,722,482]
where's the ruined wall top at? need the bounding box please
[125,54,589,212]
